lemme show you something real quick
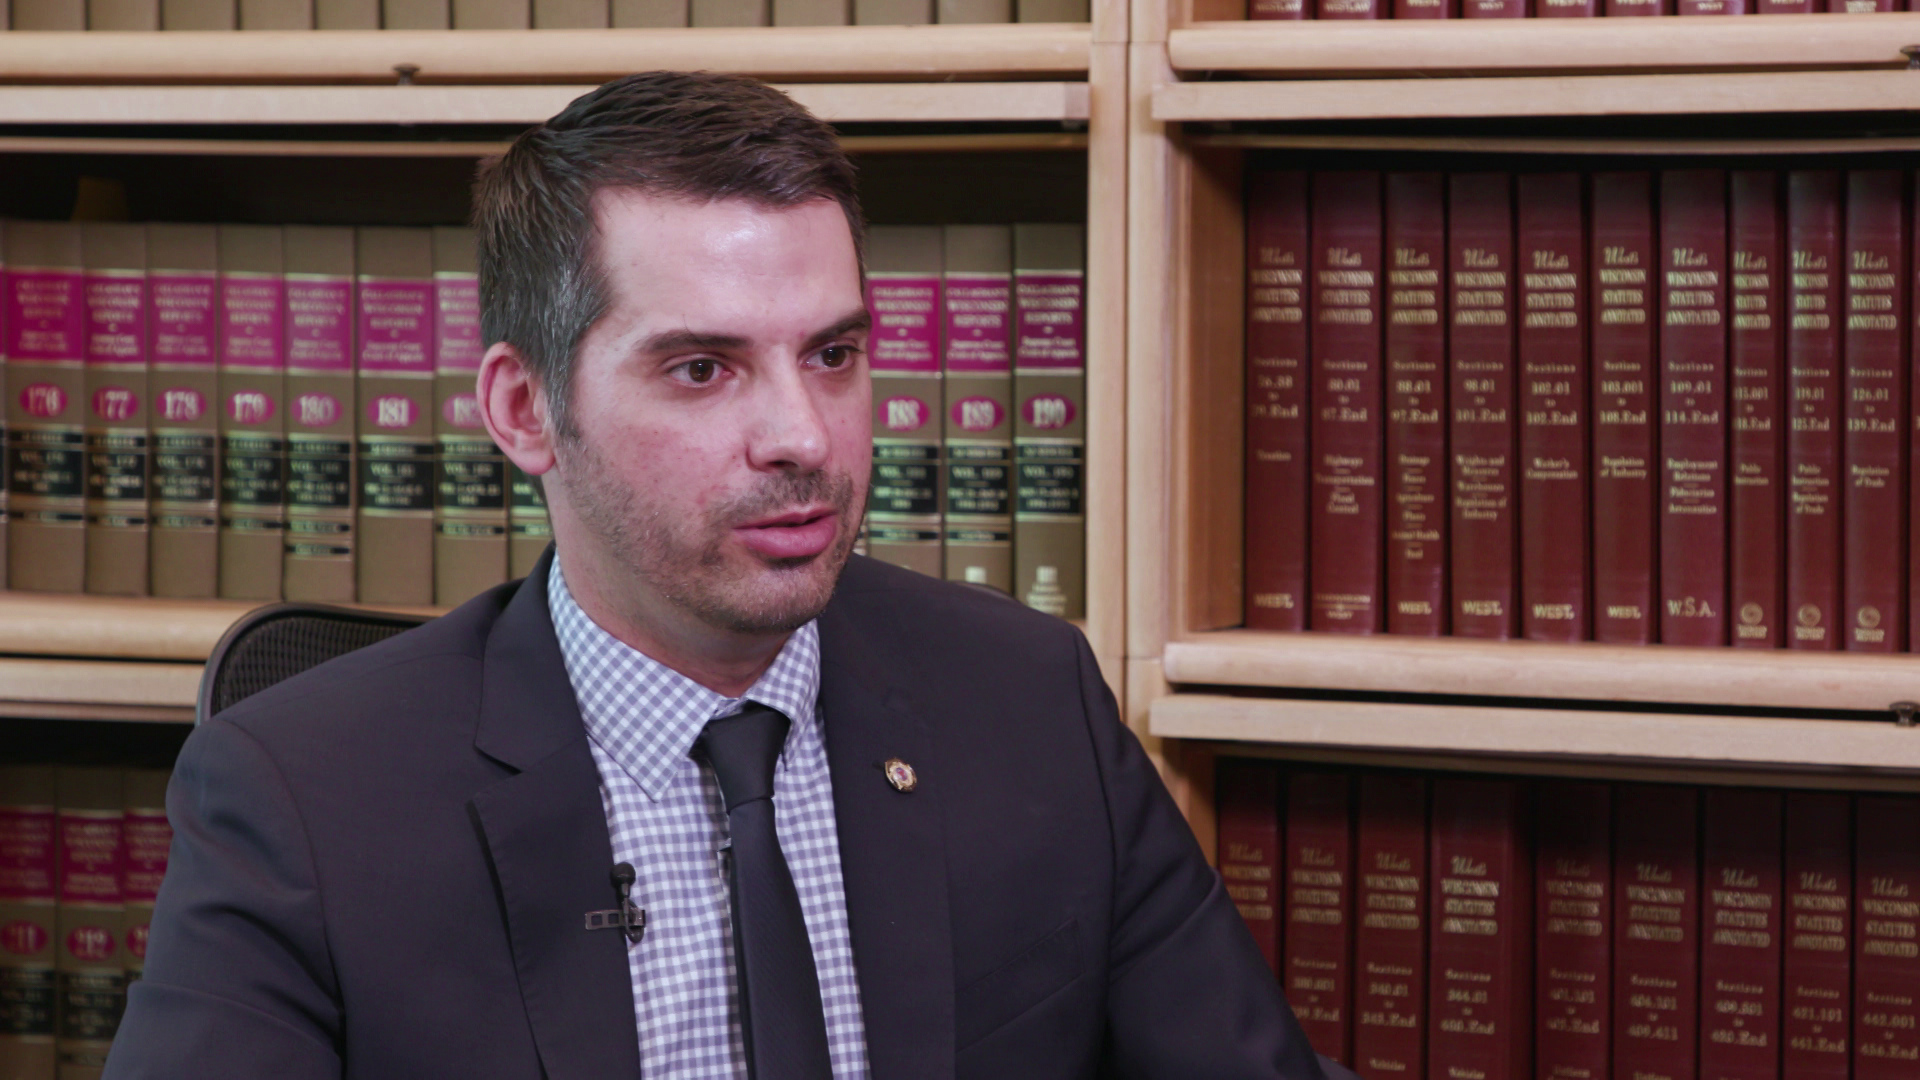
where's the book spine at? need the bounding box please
[0,767,58,1080]
[1383,172,1448,637]
[11,0,84,27]
[1309,171,1386,633]
[867,226,946,583]
[1781,791,1851,1079]
[1699,788,1784,1080]
[239,0,311,25]
[1249,0,1306,18]
[81,226,150,598]
[53,768,123,1080]
[1728,171,1786,648]
[1285,769,1356,1067]
[1447,172,1519,640]
[1829,0,1895,11]
[1678,0,1744,11]
[1426,778,1532,1080]
[283,237,358,604]
[120,769,170,991]
[217,226,287,603]
[1393,0,1455,15]
[1012,224,1086,620]
[1216,759,1283,973]
[1606,0,1665,13]
[852,0,924,18]
[1353,772,1428,1080]
[1840,170,1910,653]
[1853,795,1920,1079]
[431,226,507,609]
[161,0,236,26]
[1246,170,1313,632]
[508,464,549,578]
[1317,0,1380,15]
[8,226,90,595]
[941,225,1014,594]
[1659,170,1731,646]
[1463,0,1523,13]
[355,227,436,607]
[313,0,377,24]
[1517,172,1590,642]
[1786,171,1845,650]
[1590,172,1661,643]
[1013,0,1084,18]
[1613,784,1701,1080]
[610,0,684,23]
[453,0,529,24]
[148,228,221,601]
[1536,0,1595,14]
[383,0,448,24]
[1755,0,1809,9]
[533,0,609,21]
[1534,782,1612,1080]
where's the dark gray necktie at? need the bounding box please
[697,703,835,1080]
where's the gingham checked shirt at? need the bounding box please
[547,559,872,1079]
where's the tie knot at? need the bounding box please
[698,703,791,812]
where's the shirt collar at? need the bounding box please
[546,556,822,801]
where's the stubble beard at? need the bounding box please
[556,434,862,636]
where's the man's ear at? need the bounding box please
[476,341,557,478]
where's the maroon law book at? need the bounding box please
[1536,0,1594,15]
[1216,758,1283,973]
[1909,170,1920,654]
[1614,784,1701,1080]
[1840,170,1909,653]
[1699,788,1784,1080]
[1785,171,1845,651]
[1394,0,1456,16]
[1463,0,1524,14]
[1853,795,1920,1078]
[1249,0,1304,17]
[1318,0,1381,16]
[1447,172,1518,640]
[1659,170,1731,647]
[1678,0,1744,12]
[1728,170,1786,649]
[1782,792,1851,1079]
[1309,172,1386,634]
[1605,0,1668,14]
[1590,172,1661,644]
[1286,770,1357,1066]
[1353,773,1428,1080]
[1534,782,1611,1080]
[1245,170,1312,632]
[1756,0,1809,9]
[1517,173,1590,642]
[1829,0,1894,10]
[1383,172,1448,637]
[1426,778,1532,1080]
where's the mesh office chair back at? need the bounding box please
[196,604,433,725]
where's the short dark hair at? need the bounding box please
[473,71,863,437]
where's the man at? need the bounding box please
[108,72,1349,1080]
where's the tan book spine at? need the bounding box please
[217,225,287,601]
[532,0,607,23]
[146,224,220,600]
[610,0,682,22]
[508,463,549,579]
[936,0,1006,18]
[7,222,88,594]
[772,0,844,21]
[120,769,171,990]
[453,0,527,24]
[53,768,123,1080]
[941,224,1014,593]
[865,226,945,579]
[382,0,447,26]
[282,226,357,603]
[239,0,311,25]
[688,0,763,23]
[852,0,927,20]
[431,226,506,607]
[0,767,58,1080]
[1012,222,1085,619]
[12,0,84,29]
[88,0,159,29]
[355,227,435,607]
[81,223,150,598]
[313,0,377,26]
[161,0,236,26]
[1015,0,1084,17]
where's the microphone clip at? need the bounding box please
[585,862,646,944]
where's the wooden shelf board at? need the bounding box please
[1190,132,1920,155]
[1171,15,1920,76]
[0,591,442,662]
[1150,693,1920,778]
[0,658,201,716]
[0,131,1089,159]
[1152,69,1920,122]
[0,26,1091,82]
[1162,629,1920,714]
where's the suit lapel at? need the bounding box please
[470,551,641,1080]
[818,586,957,1080]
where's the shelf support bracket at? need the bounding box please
[1892,701,1917,728]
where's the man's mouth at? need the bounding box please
[733,507,839,561]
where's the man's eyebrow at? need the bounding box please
[638,328,751,354]
[802,310,872,351]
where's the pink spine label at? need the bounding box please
[357,280,434,374]
[943,273,1012,374]
[435,275,483,373]
[221,275,286,371]
[287,277,353,374]
[868,274,941,374]
[0,807,56,903]
[8,270,86,363]
[149,272,218,370]
[1014,272,1085,370]
[56,811,122,904]
[121,810,171,905]
[85,273,146,367]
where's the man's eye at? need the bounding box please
[683,359,718,383]
[820,345,856,368]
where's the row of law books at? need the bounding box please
[0,765,173,1080]
[0,0,1082,30]
[861,222,1088,620]
[0,219,549,609]
[1216,758,1920,1080]
[1246,167,1920,650]
[1246,0,1906,17]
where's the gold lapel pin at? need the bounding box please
[883,758,917,793]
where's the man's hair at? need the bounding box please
[473,71,863,437]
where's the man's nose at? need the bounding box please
[746,364,832,473]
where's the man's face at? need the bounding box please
[551,191,871,636]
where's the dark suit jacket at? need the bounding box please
[106,552,1350,1080]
